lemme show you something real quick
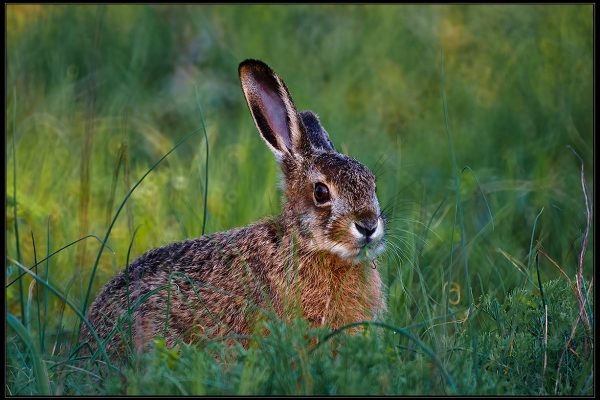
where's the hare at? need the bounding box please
[80,59,386,356]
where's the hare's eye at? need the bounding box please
[313,183,331,204]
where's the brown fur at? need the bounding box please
[80,60,386,357]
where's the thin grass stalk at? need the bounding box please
[41,216,51,353]
[105,143,126,228]
[568,146,592,332]
[26,278,35,336]
[554,276,594,394]
[163,270,173,338]
[195,90,209,235]
[12,87,26,326]
[536,245,573,285]
[52,276,76,358]
[534,251,548,384]
[30,231,42,350]
[527,208,544,271]
[124,225,141,359]
[122,141,135,235]
[543,303,548,380]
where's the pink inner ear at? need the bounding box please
[258,82,293,152]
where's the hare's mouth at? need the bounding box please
[325,237,384,263]
[354,239,385,262]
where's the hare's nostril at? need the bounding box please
[355,221,377,238]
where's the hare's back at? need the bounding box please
[89,218,284,314]
[81,218,284,351]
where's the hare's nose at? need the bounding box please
[355,220,378,238]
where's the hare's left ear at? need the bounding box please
[300,111,335,152]
[239,59,304,161]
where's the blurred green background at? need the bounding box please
[6,4,593,395]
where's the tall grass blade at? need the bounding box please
[105,143,126,228]
[52,276,75,358]
[42,216,50,353]
[527,208,544,271]
[11,87,26,326]
[568,145,592,332]
[124,225,141,359]
[7,313,51,395]
[195,89,209,235]
[30,231,42,350]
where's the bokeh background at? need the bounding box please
[6,4,593,395]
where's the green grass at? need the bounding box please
[6,4,593,395]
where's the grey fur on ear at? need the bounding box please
[300,111,335,152]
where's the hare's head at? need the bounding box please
[239,59,384,263]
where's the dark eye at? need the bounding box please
[313,182,331,204]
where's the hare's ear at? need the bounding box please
[239,59,304,160]
[300,111,335,152]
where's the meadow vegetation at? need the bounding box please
[6,4,593,395]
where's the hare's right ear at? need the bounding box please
[239,59,304,161]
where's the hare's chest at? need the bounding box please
[297,264,381,329]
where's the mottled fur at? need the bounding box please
[80,60,386,357]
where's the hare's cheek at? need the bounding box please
[310,205,333,231]
[295,209,328,240]
[295,213,314,238]
[327,217,355,245]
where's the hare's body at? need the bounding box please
[81,218,383,354]
[81,60,386,356]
